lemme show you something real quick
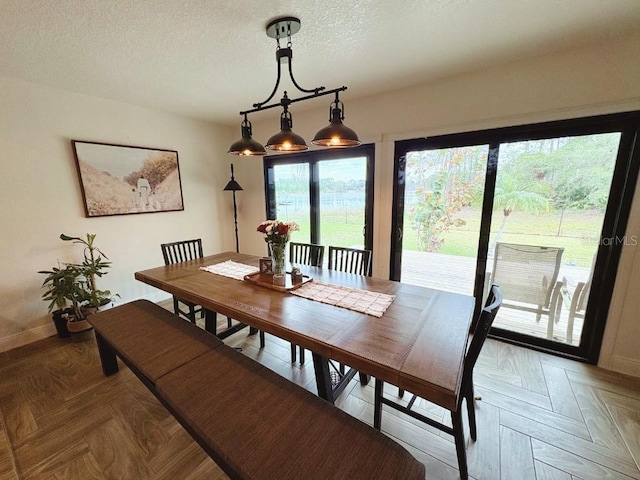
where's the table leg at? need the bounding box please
[204,308,218,334]
[312,352,334,403]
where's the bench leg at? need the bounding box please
[95,332,119,376]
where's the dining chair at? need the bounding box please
[373,284,503,480]
[161,239,206,323]
[290,241,325,269]
[327,245,372,381]
[161,239,265,348]
[288,242,325,364]
[327,246,372,276]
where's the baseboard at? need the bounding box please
[609,355,640,378]
[0,322,57,353]
[0,293,172,354]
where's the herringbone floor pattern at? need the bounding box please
[1,314,639,479]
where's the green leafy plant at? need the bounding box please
[59,233,117,308]
[39,233,118,322]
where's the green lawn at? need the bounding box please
[283,207,604,268]
[403,207,603,267]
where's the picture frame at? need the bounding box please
[71,140,185,217]
[259,257,273,274]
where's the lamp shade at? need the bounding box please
[312,122,360,147]
[223,179,243,191]
[312,99,360,147]
[228,119,266,156]
[265,110,308,151]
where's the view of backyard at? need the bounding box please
[271,133,620,346]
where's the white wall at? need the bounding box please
[2,31,639,376]
[237,32,640,375]
[0,75,235,351]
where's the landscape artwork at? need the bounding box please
[71,141,184,217]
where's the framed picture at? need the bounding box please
[71,140,185,217]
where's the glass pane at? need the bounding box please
[401,145,489,295]
[488,133,620,345]
[272,163,310,243]
[318,157,367,249]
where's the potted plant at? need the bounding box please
[39,233,118,335]
[39,264,77,337]
[59,233,117,310]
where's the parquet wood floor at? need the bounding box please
[1,310,639,479]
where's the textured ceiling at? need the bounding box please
[2,0,639,125]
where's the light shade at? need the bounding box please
[312,97,360,148]
[228,118,266,156]
[223,163,243,191]
[265,110,308,151]
[223,179,243,191]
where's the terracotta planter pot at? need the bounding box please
[66,315,93,333]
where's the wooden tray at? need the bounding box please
[243,271,313,292]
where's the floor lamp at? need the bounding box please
[223,163,243,253]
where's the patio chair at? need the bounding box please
[288,242,325,363]
[490,242,564,339]
[560,255,595,343]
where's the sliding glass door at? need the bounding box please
[395,145,488,296]
[391,112,640,362]
[264,145,375,262]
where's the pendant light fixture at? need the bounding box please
[228,16,360,155]
[312,92,361,147]
[227,114,267,156]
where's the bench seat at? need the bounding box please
[89,300,425,480]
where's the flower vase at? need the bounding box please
[270,242,287,275]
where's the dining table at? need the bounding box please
[134,251,475,410]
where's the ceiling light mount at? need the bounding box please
[228,16,360,156]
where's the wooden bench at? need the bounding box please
[89,300,425,480]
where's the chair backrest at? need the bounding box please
[491,243,563,307]
[460,284,503,401]
[289,242,325,267]
[576,254,597,313]
[327,246,372,276]
[161,239,203,265]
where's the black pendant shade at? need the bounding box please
[312,95,361,147]
[227,116,266,156]
[265,110,308,151]
[228,16,359,156]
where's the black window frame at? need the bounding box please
[391,111,640,363]
[263,144,376,254]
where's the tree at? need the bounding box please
[490,174,550,253]
[408,147,485,252]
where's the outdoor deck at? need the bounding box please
[401,250,591,346]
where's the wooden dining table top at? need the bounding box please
[135,251,475,411]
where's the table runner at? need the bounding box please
[201,261,395,317]
[200,260,259,280]
[290,281,394,318]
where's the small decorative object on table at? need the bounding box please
[259,257,273,274]
[291,267,304,284]
[256,219,300,275]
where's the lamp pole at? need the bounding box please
[223,163,243,253]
